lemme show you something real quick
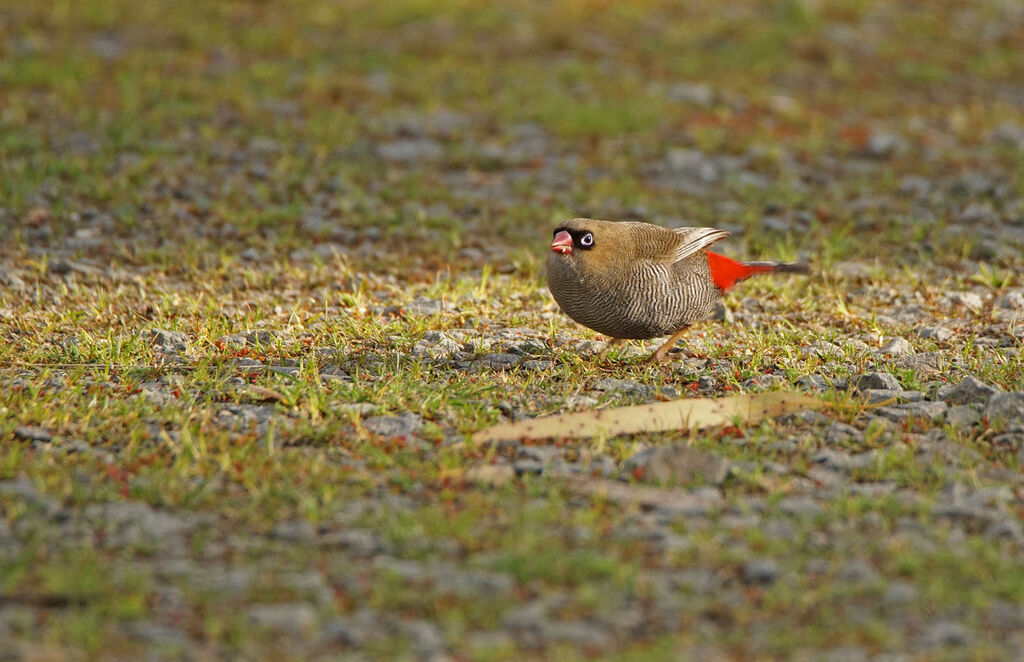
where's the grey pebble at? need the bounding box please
[13,426,53,442]
[874,337,914,357]
[363,412,423,438]
[593,378,653,398]
[218,329,275,347]
[84,501,196,549]
[797,375,833,392]
[247,602,318,635]
[945,405,981,430]
[270,519,317,543]
[741,558,779,585]
[896,352,946,378]
[513,460,544,476]
[875,401,947,423]
[994,290,1024,310]
[811,449,878,473]
[623,445,730,486]
[852,372,900,392]
[478,353,522,370]
[377,139,443,163]
[916,326,954,342]
[146,328,188,352]
[984,392,1024,428]
[823,422,863,444]
[883,581,918,606]
[918,621,970,648]
[319,528,381,557]
[936,375,999,406]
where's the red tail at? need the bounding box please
[705,251,779,291]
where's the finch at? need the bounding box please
[546,218,808,363]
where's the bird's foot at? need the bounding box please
[645,347,675,364]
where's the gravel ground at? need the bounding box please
[2,1,1024,660]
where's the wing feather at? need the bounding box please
[670,227,731,263]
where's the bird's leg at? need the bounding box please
[647,327,690,364]
[596,337,624,361]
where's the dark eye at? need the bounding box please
[580,232,594,247]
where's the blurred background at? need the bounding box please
[2,0,1023,274]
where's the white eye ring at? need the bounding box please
[580,233,594,247]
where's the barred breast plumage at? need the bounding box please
[546,218,809,363]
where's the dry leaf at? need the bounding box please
[473,391,828,443]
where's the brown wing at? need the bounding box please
[669,227,731,264]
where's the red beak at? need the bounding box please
[551,230,573,255]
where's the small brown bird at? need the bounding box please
[547,218,808,363]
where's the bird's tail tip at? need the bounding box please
[770,261,811,274]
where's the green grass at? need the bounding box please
[1,0,1023,659]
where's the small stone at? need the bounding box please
[319,529,380,557]
[147,328,188,352]
[123,622,191,648]
[803,340,843,359]
[936,376,999,406]
[999,432,1024,449]
[400,619,449,659]
[377,139,443,163]
[945,291,984,311]
[666,82,714,106]
[985,516,1024,542]
[544,620,612,651]
[994,290,1024,310]
[270,519,317,544]
[865,132,906,158]
[13,426,53,442]
[838,559,880,584]
[363,412,423,438]
[824,422,863,444]
[945,405,981,430]
[984,392,1024,428]
[918,621,970,648]
[708,301,733,323]
[899,175,932,197]
[896,352,946,379]
[796,375,832,392]
[777,497,821,516]
[0,269,27,290]
[247,603,317,635]
[875,401,947,423]
[820,646,869,662]
[338,402,378,416]
[862,389,901,405]
[478,353,521,370]
[623,445,730,486]
[916,326,954,342]
[741,558,779,585]
[883,582,918,605]
[217,330,275,347]
[874,337,914,358]
[592,378,654,398]
[513,460,544,476]
[852,372,900,392]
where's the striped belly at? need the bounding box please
[547,257,719,339]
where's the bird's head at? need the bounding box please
[550,218,622,263]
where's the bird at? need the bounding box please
[546,218,809,363]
